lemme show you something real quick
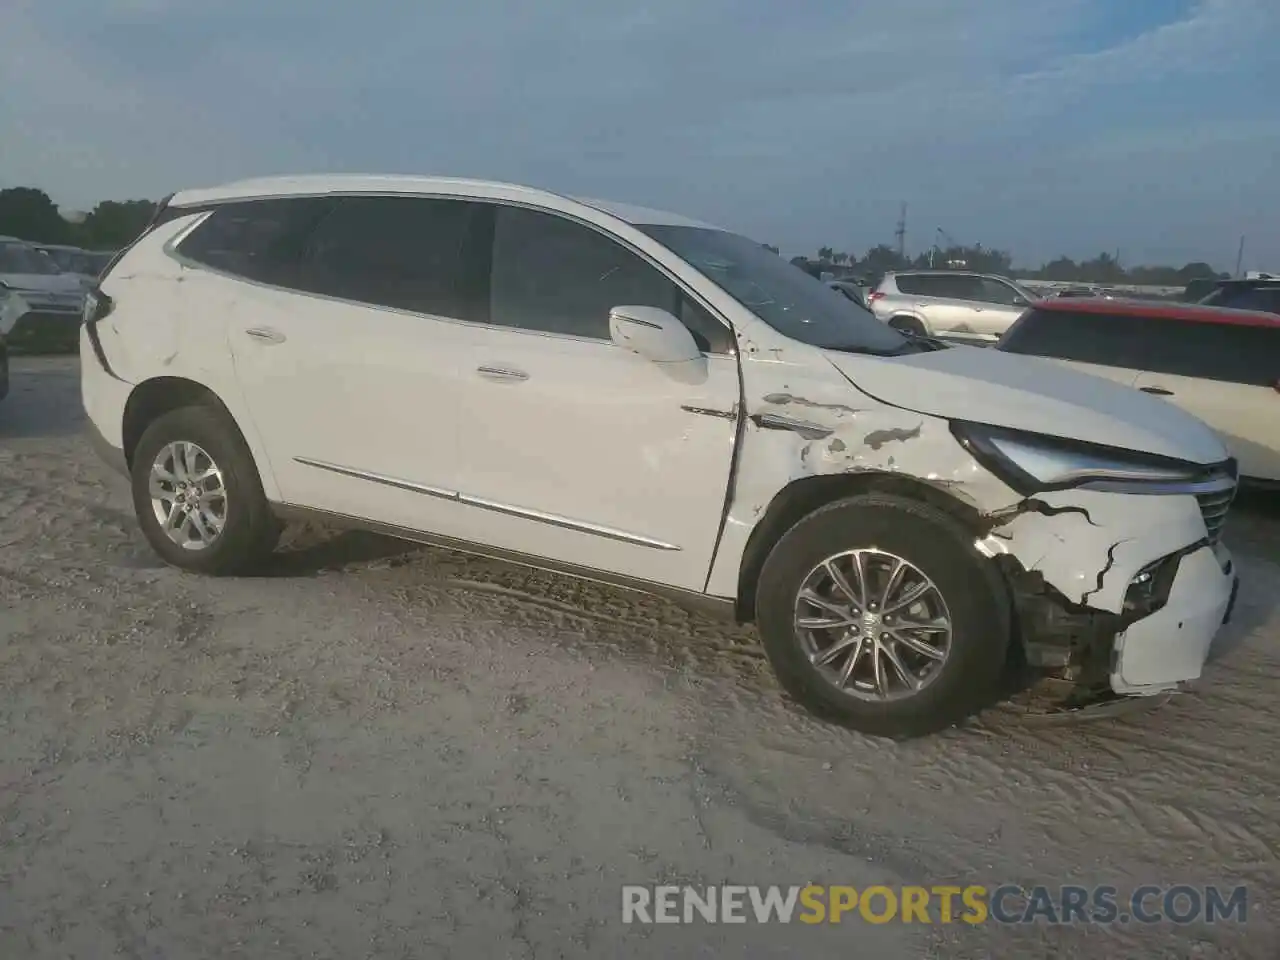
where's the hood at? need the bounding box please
[824,344,1228,465]
[0,272,83,295]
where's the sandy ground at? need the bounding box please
[1,355,1277,959]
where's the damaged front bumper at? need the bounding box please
[982,483,1239,699]
[1111,541,1237,695]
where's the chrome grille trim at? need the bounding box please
[1196,481,1236,544]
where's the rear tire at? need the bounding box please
[755,493,1010,738]
[889,315,928,337]
[131,405,279,575]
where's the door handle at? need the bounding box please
[1140,386,1174,396]
[477,365,529,381]
[245,327,287,345]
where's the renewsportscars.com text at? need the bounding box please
[621,884,1248,926]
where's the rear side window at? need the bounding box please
[489,206,703,344]
[1001,308,1280,386]
[296,196,486,319]
[894,274,932,296]
[178,198,335,286]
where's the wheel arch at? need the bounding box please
[734,471,986,623]
[120,375,280,501]
[887,312,931,334]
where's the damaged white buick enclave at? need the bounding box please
[81,176,1240,737]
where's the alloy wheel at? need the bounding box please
[148,440,227,551]
[794,548,953,701]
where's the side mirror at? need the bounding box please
[609,305,701,363]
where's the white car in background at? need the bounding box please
[998,297,1280,484]
[0,236,87,343]
[81,175,1240,737]
[34,244,115,288]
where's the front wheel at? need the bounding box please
[755,493,1011,738]
[130,405,279,575]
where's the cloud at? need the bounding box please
[1,0,1276,267]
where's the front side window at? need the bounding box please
[974,278,1027,306]
[489,207,678,341]
[298,196,485,319]
[640,225,908,355]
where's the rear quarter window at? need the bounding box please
[177,197,337,287]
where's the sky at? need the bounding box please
[1,0,1276,270]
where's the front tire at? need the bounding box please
[130,405,279,575]
[755,493,1010,738]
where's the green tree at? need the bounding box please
[0,187,73,244]
[861,243,907,277]
[817,246,835,263]
[78,199,157,250]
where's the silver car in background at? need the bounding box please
[867,270,1038,344]
[0,236,89,348]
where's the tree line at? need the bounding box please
[0,184,1229,287]
[792,243,1227,287]
[0,187,157,252]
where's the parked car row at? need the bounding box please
[81,174,1240,738]
[848,265,1279,486]
[0,235,113,351]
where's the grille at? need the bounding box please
[1196,482,1236,543]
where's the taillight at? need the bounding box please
[868,291,885,303]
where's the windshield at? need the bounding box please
[638,225,910,354]
[0,242,62,275]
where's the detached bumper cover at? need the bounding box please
[1110,543,1237,694]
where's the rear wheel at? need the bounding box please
[888,315,928,337]
[130,405,279,575]
[755,493,1010,738]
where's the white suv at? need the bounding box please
[82,175,1240,737]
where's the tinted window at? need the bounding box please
[898,274,980,300]
[1145,321,1279,386]
[1000,308,1280,385]
[999,309,1149,367]
[296,196,485,319]
[895,274,938,296]
[179,198,335,285]
[1201,285,1280,315]
[0,241,61,275]
[973,278,1024,306]
[489,207,732,351]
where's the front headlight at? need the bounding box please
[950,421,1223,495]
